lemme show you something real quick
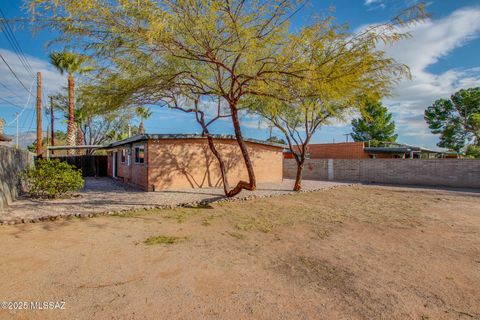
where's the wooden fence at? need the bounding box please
[51,155,108,177]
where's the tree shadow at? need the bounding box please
[148,139,261,192]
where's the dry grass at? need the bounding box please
[143,235,187,245]
[3,185,478,319]
[125,186,429,235]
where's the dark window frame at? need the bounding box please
[134,145,145,164]
[120,148,127,163]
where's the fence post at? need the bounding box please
[328,159,334,181]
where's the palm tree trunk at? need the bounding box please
[76,124,84,155]
[139,120,145,134]
[67,74,75,155]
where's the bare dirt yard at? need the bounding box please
[1,185,479,319]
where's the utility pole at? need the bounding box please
[36,72,42,158]
[14,112,19,148]
[343,133,350,143]
[46,124,50,148]
[50,96,55,155]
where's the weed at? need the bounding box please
[226,231,246,240]
[143,235,187,245]
[202,214,216,226]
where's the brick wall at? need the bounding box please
[284,158,480,188]
[308,142,370,159]
[0,145,34,210]
[107,142,149,190]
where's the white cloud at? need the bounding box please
[0,48,65,127]
[365,0,382,5]
[379,7,480,147]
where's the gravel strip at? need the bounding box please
[0,178,352,225]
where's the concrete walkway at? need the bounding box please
[0,178,351,224]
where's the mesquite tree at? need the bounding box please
[250,15,421,191]
[29,0,424,195]
[28,0,305,196]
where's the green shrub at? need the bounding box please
[21,159,84,198]
[465,145,480,159]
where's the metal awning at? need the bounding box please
[364,147,413,154]
[47,145,105,150]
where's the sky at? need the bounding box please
[0,0,480,149]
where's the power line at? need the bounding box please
[0,8,35,77]
[4,77,36,126]
[0,96,24,108]
[0,53,34,96]
[0,78,25,99]
[26,104,36,132]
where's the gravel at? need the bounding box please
[0,177,351,224]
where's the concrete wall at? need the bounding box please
[284,158,480,188]
[0,145,34,210]
[107,138,284,191]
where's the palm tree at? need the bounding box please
[135,107,152,134]
[49,51,92,154]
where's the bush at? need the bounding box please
[465,145,480,159]
[21,159,84,198]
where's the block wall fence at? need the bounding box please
[283,159,480,188]
[0,145,34,210]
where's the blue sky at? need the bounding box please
[1,0,480,148]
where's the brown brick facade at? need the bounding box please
[307,142,369,159]
[108,138,283,191]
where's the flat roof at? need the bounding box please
[106,134,285,149]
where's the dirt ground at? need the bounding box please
[1,178,349,224]
[1,185,479,320]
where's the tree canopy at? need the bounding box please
[424,87,480,152]
[28,0,425,194]
[351,100,398,144]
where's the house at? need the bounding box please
[105,134,284,191]
[283,141,455,159]
[0,118,12,145]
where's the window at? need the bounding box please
[120,149,127,163]
[134,145,145,164]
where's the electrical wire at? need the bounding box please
[0,53,34,95]
[0,96,24,108]
[0,79,25,99]
[5,77,35,126]
[0,8,35,77]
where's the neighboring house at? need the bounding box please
[0,118,12,145]
[105,134,284,191]
[283,141,456,159]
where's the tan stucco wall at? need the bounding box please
[147,138,283,191]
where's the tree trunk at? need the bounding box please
[67,74,75,155]
[226,103,256,197]
[293,160,304,191]
[139,120,145,134]
[205,134,230,195]
[50,96,55,155]
[76,125,84,155]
